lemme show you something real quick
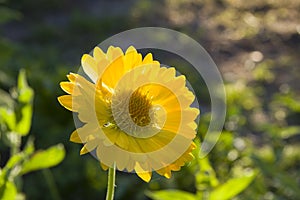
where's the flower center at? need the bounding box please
[129,90,152,126]
[111,87,165,138]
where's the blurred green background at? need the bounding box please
[0,0,299,199]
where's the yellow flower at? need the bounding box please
[58,46,199,182]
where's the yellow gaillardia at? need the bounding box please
[58,46,199,182]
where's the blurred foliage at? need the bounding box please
[147,139,257,200]
[0,70,65,200]
[0,0,299,199]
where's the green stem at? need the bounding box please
[10,133,21,157]
[42,169,62,200]
[105,163,116,200]
[10,133,22,191]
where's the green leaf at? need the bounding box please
[3,153,24,173]
[280,126,300,139]
[0,108,16,131]
[0,154,23,200]
[0,181,17,200]
[196,156,219,190]
[209,171,257,200]
[20,144,65,175]
[194,138,219,193]
[146,190,196,200]
[15,104,33,136]
[15,69,34,136]
[17,69,34,104]
[273,93,300,112]
[1,148,34,181]
[23,137,35,155]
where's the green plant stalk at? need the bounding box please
[42,169,62,200]
[10,133,21,157]
[10,133,22,191]
[105,163,116,200]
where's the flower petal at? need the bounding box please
[82,54,98,83]
[80,139,98,155]
[57,95,77,112]
[60,82,74,94]
[136,171,152,182]
[70,130,82,143]
[100,162,108,171]
[93,47,106,61]
[135,162,152,182]
[67,73,77,82]
[80,145,89,155]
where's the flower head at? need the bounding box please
[58,46,199,182]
